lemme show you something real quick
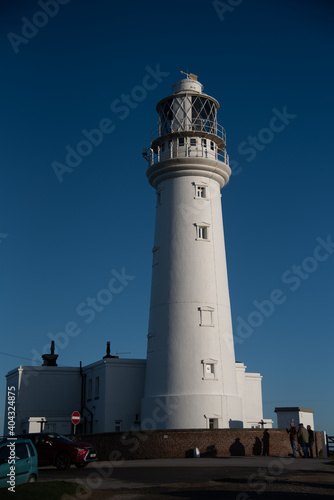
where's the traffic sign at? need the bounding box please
[71,411,81,425]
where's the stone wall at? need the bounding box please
[80,428,323,461]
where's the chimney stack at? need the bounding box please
[42,340,58,366]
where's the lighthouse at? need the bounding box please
[141,74,244,429]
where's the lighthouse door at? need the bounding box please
[209,418,218,430]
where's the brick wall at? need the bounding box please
[80,428,323,461]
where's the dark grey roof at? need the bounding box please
[274,407,314,413]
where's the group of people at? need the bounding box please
[286,422,314,458]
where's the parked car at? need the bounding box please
[18,433,97,470]
[0,438,38,489]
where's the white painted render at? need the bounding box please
[84,358,146,433]
[4,357,268,434]
[5,366,81,435]
[4,359,146,435]
[142,78,247,429]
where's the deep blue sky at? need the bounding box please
[1,0,333,434]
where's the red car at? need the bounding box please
[19,433,98,470]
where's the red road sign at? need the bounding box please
[71,411,81,425]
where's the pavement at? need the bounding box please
[38,456,334,499]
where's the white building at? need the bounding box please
[5,343,146,435]
[4,342,270,434]
[3,76,273,435]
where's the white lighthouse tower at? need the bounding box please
[141,74,244,430]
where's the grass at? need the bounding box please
[0,481,86,500]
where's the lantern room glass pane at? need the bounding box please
[192,96,217,133]
[159,98,173,134]
[157,95,218,136]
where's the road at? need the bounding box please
[37,456,334,498]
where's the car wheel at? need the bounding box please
[55,452,71,470]
[75,462,88,468]
[28,474,37,483]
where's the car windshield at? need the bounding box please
[45,433,74,443]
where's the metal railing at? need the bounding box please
[151,119,226,143]
[147,144,229,167]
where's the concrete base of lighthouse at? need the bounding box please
[141,394,244,430]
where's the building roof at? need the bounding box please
[274,407,314,413]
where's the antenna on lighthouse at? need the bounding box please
[180,70,198,81]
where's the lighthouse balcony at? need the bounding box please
[144,138,229,167]
[151,119,226,147]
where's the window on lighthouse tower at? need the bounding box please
[198,226,207,239]
[196,186,206,199]
[202,359,218,380]
[194,182,209,200]
[199,306,215,327]
[196,223,210,241]
[206,364,215,376]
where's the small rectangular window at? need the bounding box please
[156,189,162,206]
[201,139,207,147]
[197,224,209,240]
[194,183,209,200]
[199,306,215,327]
[95,376,100,399]
[161,143,165,152]
[115,420,122,432]
[190,138,197,146]
[196,222,210,241]
[202,359,218,380]
[87,378,92,401]
[206,364,214,374]
[196,186,206,199]
[210,141,214,151]
[209,418,218,429]
[178,137,184,146]
[44,423,56,432]
[198,226,207,239]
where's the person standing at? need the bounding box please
[297,423,309,457]
[307,425,314,458]
[286,422,298,457]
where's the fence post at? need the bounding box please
[321,431,328,458]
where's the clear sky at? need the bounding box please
[1,0,333,435]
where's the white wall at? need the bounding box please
[4,360,147,436]
[244,372,264,427]
[142,173,243,429]
[83,358,146,433]
[235,363,267,428]
[5,366,81,435]
[298,410,315,429]
[4,358,269,434]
